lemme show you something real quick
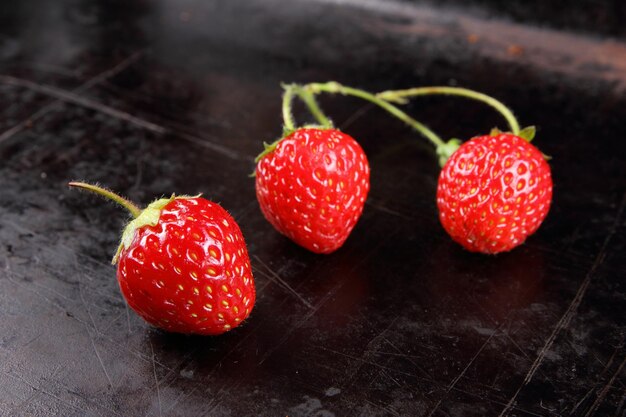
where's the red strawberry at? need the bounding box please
[255,128,370,254]
[69,183,255,335]
[436,133,552,253]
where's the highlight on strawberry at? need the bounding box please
[68,182,255,335]
[259,81,552,254]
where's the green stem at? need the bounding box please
[281,85,297,131]
[293,86,333,128]
[304,81,446,149]
[68,182,142,218]
[281,83,333,129]
[377,86,520,135]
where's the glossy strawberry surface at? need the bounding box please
[437,133,552,253]
[255,128,370,254]
[117,197,255,335]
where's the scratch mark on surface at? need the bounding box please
[365,200,413,219]
[98,311,125,334]
[427,322,503,417]
[363,397,402,417]
[4,268,67,315]
[469,298,532,361]
[584,356,626,417]
[150,341,163,417]
[231,199,259,222]
[0,74,243,160]
[383,336,432,379]
[125,302,132,334]
[78,283,98,333]
[163,385,200,415]
[501,329,532,360]
[0,74,166,131]
[131,131,146,191]
[340,344,546,416]
[570,346,620,414]
[5,366,121,416]
[1,245,88,305]
[256,288,332,365]
[79,283,113,388]
[200,392,228,417]
[8,390,40,415]
[172,129,245,161]
[4,365,66,415]
[4,370,84,413]
[83,49,147,87]
[339,103,373,130]
[315,344,434,383]
[252,255,314,309]
[347,318,401,394]
[382,370,402,388]
[22,333,43,347]
[615,388,626,416]
[85,323,113,388]
[499,192,626,416]
[0,49,145,144]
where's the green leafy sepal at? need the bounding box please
[436,139,462,167]
[112,195,198,264]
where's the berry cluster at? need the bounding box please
[70,81,552,336]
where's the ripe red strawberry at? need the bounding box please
[69,183,255,335]
[255,128,370,254]
[436,133,552,253]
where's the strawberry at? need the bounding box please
[255,128,370,254]
[69,182,255,335]
[436,133,552,253]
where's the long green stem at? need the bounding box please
[377,86,520,135]
[304,81,446,149]
[68,182,142,218]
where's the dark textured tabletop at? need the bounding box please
[0,1,625,416]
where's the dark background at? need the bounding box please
[407,0,626,39]
[0,1,624,416]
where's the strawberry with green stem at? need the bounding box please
[290,82,552,254]
[69,182,255,335]
[254,84,370,254]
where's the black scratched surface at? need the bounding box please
[1,1,625,416]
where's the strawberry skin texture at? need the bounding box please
[437,133,552,254]
[255,128,370,254]
[117,198,255,335]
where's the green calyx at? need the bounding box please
[112,196,174,264]
[517,125,536,142]
[490,125,535,141]
[250,139,281,178]
[254,139,281,164]
[251,124,334,177]
[489,125,551,160]
[112,194,200,264]
[436,139,462,167]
